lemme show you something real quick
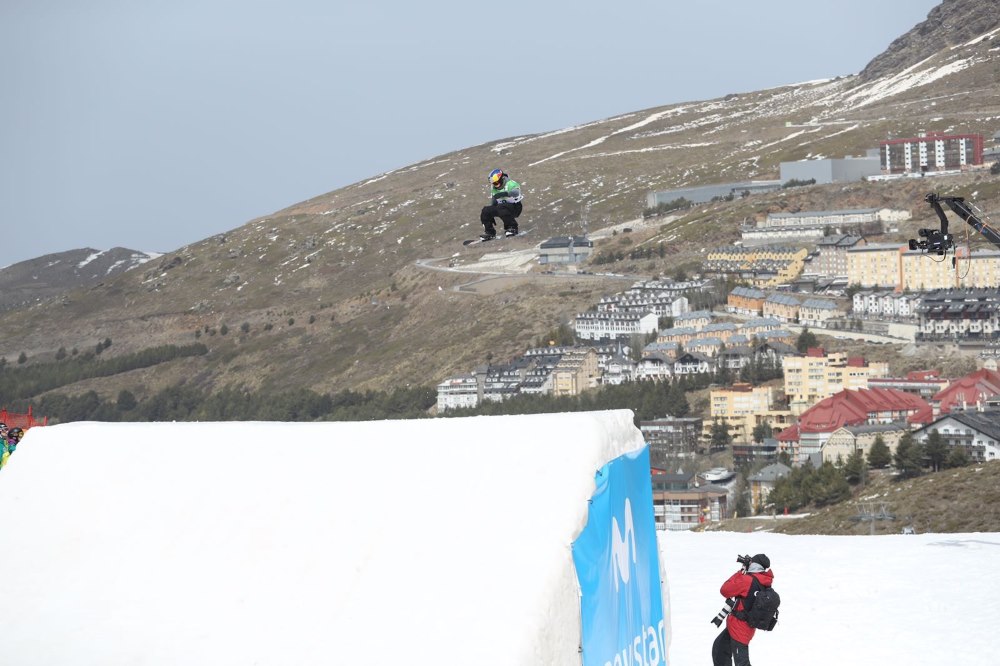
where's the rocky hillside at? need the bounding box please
[859,0,1000,81]
[0,248,158,313]
[1,3,999,403]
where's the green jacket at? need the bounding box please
[491,178,523,205]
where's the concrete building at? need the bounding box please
[538,236,593,265]
[779,153,882,184]
[646,180,782,208]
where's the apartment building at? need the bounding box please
[574,311,659,341]
[901,249,1000,291]
[851,290,920,319]
[846,243,905,288]
[782,348,890,410]
[706,383,783,445]
[762,293,801,322]
[880,132,984,174]
[913,410,1000,462]
[436,375,480,412]
[915,289,1000,342]
[727,286,767,315]
[550,348,600,397]
[705,246,809,286]
[788,388,931,465]
[822,423,907,465]
[798,298,844,327]
[811,235,866,277]
[672,310,714,330]
[640,416,703,460]
[747,463,792,514]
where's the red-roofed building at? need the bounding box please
[932,368,1000,415]
[868,369,952,400]
[775,424,800,462]
[792,388,932,465]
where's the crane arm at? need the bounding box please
[925,192,1000,251]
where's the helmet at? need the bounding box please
[489,168,506,188]
[7,427,23,441]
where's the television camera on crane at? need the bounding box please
[908,193,1000,256]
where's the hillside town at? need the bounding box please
[436,130,1000,531]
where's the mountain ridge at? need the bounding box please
[1,0,999,403]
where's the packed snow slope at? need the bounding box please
[2,412,997,666]
[0,411,646,666]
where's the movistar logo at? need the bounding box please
[610,497,636,591]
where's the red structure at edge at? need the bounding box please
[0,406,48,430]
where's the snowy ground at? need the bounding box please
[661,529,998,666]
[1,415,996,665]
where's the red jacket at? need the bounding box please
[721,568,775,644]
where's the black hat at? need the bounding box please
[751,553,770,569]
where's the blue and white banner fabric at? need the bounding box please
[572,445,666,666]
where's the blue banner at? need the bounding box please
[572,445,666,666]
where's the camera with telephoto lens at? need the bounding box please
[711,597,736,627]
[736,554,753,569]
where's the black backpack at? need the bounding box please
[736,575,780,631]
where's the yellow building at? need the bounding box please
[901,249,1000,291]
[551,348,599,397]
[705,247,808,288]
[782,349,889,411]
[846,243,905,288]
[704,383,792,445]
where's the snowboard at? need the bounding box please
[462,228,530,246]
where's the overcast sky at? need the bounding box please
[2,0,941,266]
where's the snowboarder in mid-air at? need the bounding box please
[480,168,523,240]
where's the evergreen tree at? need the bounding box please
[752,422,773,443]
[924,430,948,472]
[665,381,690,417]
[116,389,137,412]
[709,419,732,452]
[867,434,892,469]
[796,326,818,353]
[946,446,970,469]
[894,431,925,479]
[843,448,867,485]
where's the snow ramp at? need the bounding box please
[0,410,669,666]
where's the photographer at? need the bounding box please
[711,553,774,666]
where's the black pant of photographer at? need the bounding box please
[480,201,522,236]
[712,628,751,666]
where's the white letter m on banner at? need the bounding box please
[610,498,636,592]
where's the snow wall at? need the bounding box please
[0,410,670,666]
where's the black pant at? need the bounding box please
[712,627,750,666]
[480,201,522,235]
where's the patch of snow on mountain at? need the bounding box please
[77,251,104,269]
